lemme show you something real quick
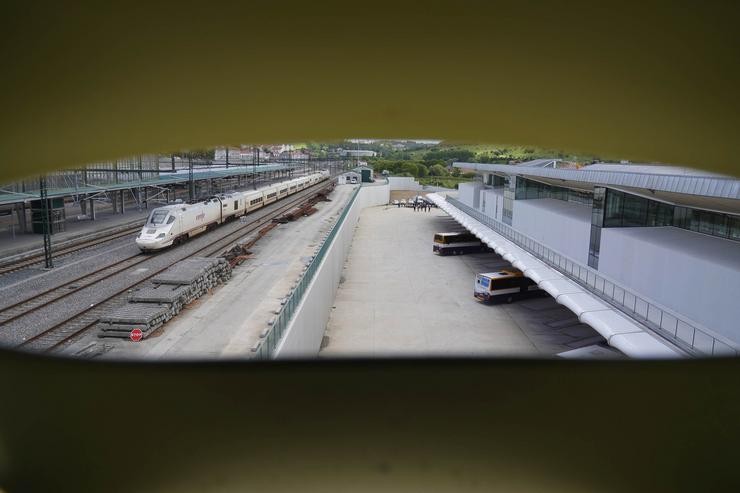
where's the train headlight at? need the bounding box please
[156,233,166,239]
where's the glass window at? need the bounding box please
[729,216,740,241]
[622,194,648,227]
[647,200,658,226]
[166,215,176,224]
[591,187,605,227]
[687,209,700,232]
[588,253,599,269]
[656,202,674,226]
[589,225,601,257]
[604,190,624,227]
[712,213,728,238]
[516,178,529,199]
[673,206,687,229]
[491,277,522,290]
[647,200,674,227]
[697,210,714,235]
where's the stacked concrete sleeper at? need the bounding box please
[97,257,232,339]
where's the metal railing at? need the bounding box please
[253,184,362,359]
[445,196,739,357]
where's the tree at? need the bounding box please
[401,162,419,177]
[429,164,447,176]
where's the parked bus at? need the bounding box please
[474,268,544,303]
[433,232,488,255]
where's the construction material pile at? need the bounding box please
[98,257,231,339]
[273,187,333,224]
[221,243,253,267]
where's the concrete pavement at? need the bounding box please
[321,205,611,357]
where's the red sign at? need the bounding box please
[129,328,143,342]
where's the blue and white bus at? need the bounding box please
[474,268,544,303]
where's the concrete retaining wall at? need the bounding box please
[388,176,422,191]
[274,183,390,357]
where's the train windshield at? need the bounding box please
[148,210,169,225]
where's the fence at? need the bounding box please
[253,184,362,359]
[445,196,738,357]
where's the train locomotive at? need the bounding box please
[135,170,329,251]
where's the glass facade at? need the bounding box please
[603,189,740,241]
[494,173,739,270]
[588,187,606,269]
[492,174,506,188]
[502,175,515,225]
[515,177,593,206]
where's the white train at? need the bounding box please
[135,170,330,251]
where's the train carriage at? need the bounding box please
[243,191,264,213]
[135,171,328,251]
[277,184,289,200]
[263,186,279,205]
[136,197,222,251]
[219,193,243,220]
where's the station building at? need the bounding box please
[432,159,740,357]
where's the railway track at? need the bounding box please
[0,253,147,325]
[0,224,143,276]
[15,180,336,353]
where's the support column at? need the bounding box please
[80,196,87,216]
[111,192,118,214]
[15,203,27,234]
[89,198,96,220]
[143,187,148,209]
[120,190,125,214]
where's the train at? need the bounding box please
[135,170,330,251]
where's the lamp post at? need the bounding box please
[253,147,259,190]
[188,153,194,202]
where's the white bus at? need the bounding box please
[433,232,488,256]
[474,268,544,303]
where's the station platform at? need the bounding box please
[0,204,149,260]
[320,204,616,357]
